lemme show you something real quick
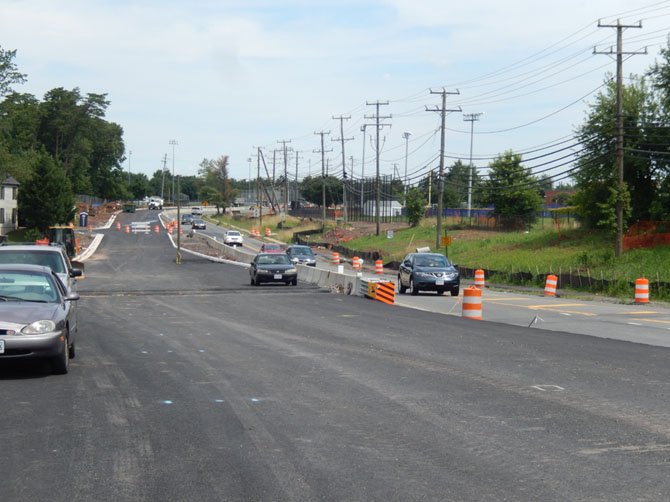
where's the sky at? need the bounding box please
[1,0,669,189]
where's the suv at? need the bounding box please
[191,206,203,215]
[397,252,459,296]
[285,245,317,266]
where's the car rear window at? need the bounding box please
[0,251,66,274]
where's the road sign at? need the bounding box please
[441,235,453,246]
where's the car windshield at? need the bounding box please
[0,271,59,302]
[227,231,241,236]
[0,251,66,274]
[257,254,290,265]
[292,247,313,256]
[414,255,449,268]
[264,244,281,250]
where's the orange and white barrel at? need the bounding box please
[544,274,558,297]
[352,256,360,270]
[264,228,271,237]
[375,260,383,274]
[115,222,121,231]
[635,277,649,304]
[124,225,130,234]
[462,286,482,320]
[332,252,340,265]
[154,225,159,233]
[474,269,485,289]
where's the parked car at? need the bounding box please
[249,253,298,286]
[397,252,460,296]
[191,206,204,215]
[191,218,206,230]
[223,230,244,247]
[0,244,84,294]
[181,213,194,225]
[285,245,317,266]
[0,264,80,374]
[260,243,284,254]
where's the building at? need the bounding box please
[0,177,19,239]
[362,200,403,217]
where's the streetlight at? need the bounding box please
[402,131,411,198]
[169,139,178,205]
[463,113,483,219]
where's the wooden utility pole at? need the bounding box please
[427,89,461,250]
[365,101,391,235]
[332,115,354,223]
[595,19,645,257]
[278,139,291,225]
[314,131,331,229]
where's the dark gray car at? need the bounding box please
[285,245,317,267]
[398,252,460,296]
[250,253,298,286]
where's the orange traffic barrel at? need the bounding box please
[375,260,383,274]
[265,227,271,237]
[462,286,482,320]
[115,221,121,231]
[635,277,649,304]
[332,252,340,265]
[124,225,130,233]
[474,269,485,288]
[544,274,558,297]
[154,225,159,233]
[352,256,360,270]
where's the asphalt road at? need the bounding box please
[1,210,669,501]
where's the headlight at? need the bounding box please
[286,268,297,274]
[22,320,56,335]
[415,271,432,278]
[444,273,458,279]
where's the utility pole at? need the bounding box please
[365,100,391,236]
[257,147,263,231]
[169,139,178,205]
[294,150,300,210]
[359,124,369,211]
[463,113,483,220]
[402,132,411,199]
[278,139,291,225]
[595,19,645,258]
[127,149,132,185]
[426,89,460,251]
[332,115,354,223]
[314,131,331,230]
[247,156,252,203]
[160,154,167,201]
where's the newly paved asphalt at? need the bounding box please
[1,210,669,501]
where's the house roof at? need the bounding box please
[2,176,19,186]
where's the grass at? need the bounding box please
[208,213,323,243]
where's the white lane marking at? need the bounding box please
[532,385,565,392]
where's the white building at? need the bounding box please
[362,200,403,217]
[0,177,19,238]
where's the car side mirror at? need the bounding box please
[65,292,80,302]
[71,260,85,273]
[291,257,299,263]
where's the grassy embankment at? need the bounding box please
[207,213,670,300]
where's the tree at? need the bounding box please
[198,156,236,214]
[481,150,542,229]
[405,187,425,227]
[299,175,343,207]
[17,153,76,233]
[0,47,27,97]
[574,76,663,227]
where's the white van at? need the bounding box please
[191,206,203,215]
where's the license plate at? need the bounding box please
[274,274,282,279]
[0,339,4,354]
[435,280,444,286]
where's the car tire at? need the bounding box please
[291,278,297,286]
[68,341,76,359]
[398,276,407,294]
[451,287,460,297]
[410,278,419,296]
[51,335,69,375]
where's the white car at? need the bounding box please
[223,230,244,247]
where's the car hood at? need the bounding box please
[0,301,60,325]
[257,263,294,270]
[415,266,458,274]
